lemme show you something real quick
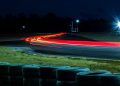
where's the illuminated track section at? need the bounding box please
[22,32,66,42]
[22,32,120,47]
[21,32,120,58]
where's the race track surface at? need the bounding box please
[22,33,120,59]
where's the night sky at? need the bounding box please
[0,0,120,18]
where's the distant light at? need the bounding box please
[22,25,26,29]
[76,19,80,23]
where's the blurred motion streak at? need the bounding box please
[21,32,120,47]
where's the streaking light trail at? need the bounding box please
[21,32,66,42]
[22,32,120,47]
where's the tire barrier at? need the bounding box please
[0,75,10,86]
[0,62,119,86]
[0,62,10,76]
[23,64,41,86]
[76,70,112,86]
[9,64,23,76]
[10,76,24,86]
[24,78,40,86]
[9,64,24,86]
[23,64,40,78]
[0,62,10,86]
[40,66,69,86]
[57,67,90,81]
[40,66,58,79]
[56,67,90,86]
[40,79,57,86]
[40,66,57,86]
[100,74,120,86]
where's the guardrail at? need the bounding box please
[0,62,120,86]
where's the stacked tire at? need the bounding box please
[100,73,120,86]
[0,62,10,86]
[9,64,24,86]
[76,70,112,86]
[39,66,69,86]
[56,67,90,86]
[0,61,120,86]
[23,64,40,86]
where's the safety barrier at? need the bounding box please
[40,66,58,86]
[9,64,24,86]
[76,70,112,86]
[0,62,119,86]
[0,62,10,86]
[23,64,40,86]
[56,67,90,86]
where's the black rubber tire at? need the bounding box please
[76,70,112,86]
[86,70,112,75]
[24,78,40,86]
[40,66,58,79]
[23,64,40,78]
[57,81,77,86]
[40,66,69,79]
[101,74,120,86]
[0,75,10,86]
[10,76,24,86]
[9,64,23,76]
[0,63,10,76]
[40,79,57,86]
[56,67,90,81]
[72,67,90,72]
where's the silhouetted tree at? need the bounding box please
[0,12,113,34]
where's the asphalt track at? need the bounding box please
[30,42,120,60]
[23,33,120,60]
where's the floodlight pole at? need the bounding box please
[76,19,80,32]
[70,19,79,33]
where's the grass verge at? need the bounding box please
[0,46,120,73]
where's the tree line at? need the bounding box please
[0,13,112,34]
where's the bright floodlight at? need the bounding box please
[117,21,120,28]
[76,19,80,23]
[112,17,120,33]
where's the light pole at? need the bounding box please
[70,19,80,32]
[75,19,80,32]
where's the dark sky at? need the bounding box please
[0,0,120,18]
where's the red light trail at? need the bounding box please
[21,32,66,42]
[21,32,120,47]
